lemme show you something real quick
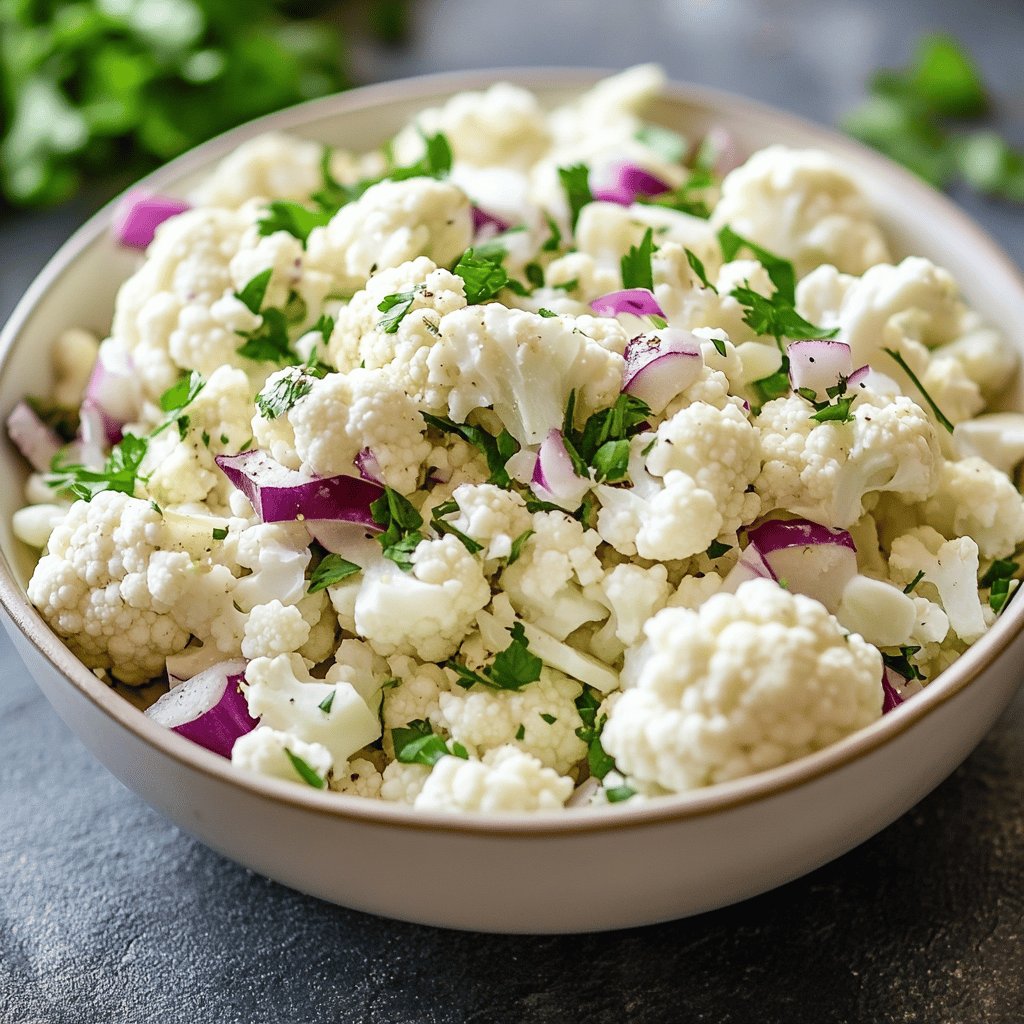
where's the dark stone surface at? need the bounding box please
[2,2,1023,1021]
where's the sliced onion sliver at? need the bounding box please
[5,401,62,472]
[215,450,384,527]
[532,429,590,510]
[146,659,255,758]
[77,400,109,469]
[471,205,511,234]
[787,340,853,397]
[622,328,704,415]
[354,447,383,485]
[590,288,666,320]
[746,518,857,612]
[83,347,137,442]
[720,543,778,593]
[114,191,192,249]
[305,519,382,565]
[699,126,743,178]
[882,665,923,714]
[592,163,670,205]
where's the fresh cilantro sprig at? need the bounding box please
[452,248,509,304]
[574,688,634,800]
[307,553,361,594]
[507,529,534,565]
[392,720,468,767]
[48,433,149,501]
[558,163,592,230]
[421,413,519,488]
[370,486,425,570]
[255,366,322,421]
[796,378,857,425]
[882,347,955,433]
[882,646,926,682]
[446,622,543,692]
[718,226,796,303]
[233,269,302,365]
[620,227,657,292]
[377,285,424,334]
[561,391,652,485]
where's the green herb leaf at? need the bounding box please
[258,201,334,247]
[453,248,509,304]
[568,393,651,469]
[392,719,467,767]
[256,367,319,420]
[882,347,954,433]
[980,558,1018,588]
[558,163,592,230]
[605,785,636,803]
[377,286,423,334]
[718,226,796,303]
[235,268,273,316]
[236,307,296,365]
[381,533,422,572]
[591,438,632,483]
[750,358,792,409]
[370,486,423,548]
[308,553,361,594]
[507,529,534,566]
[446,622,543,693]
[159,370,205,414]
[810,396,855,424]
[537,308,558,318]
[421,413,519,488]
[48,433,148,501]
[910,34,988,118]
[638,167,715,218]
[25,397,79,442]
[729,284,837,343]
[284,748,326,789]
[318,690,336,714]
[212,526,228,541]
[685,248,717,293]
[539,712,557,725]
[620,227,656,291]
[882,646,926,682]
[541,212,562,252]
[706,540,733,559]
[430,501,484,554]
[902,570,926,595]
[515,724,526,741]
[635,123,688,164]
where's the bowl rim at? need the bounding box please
[2,66,1023,837]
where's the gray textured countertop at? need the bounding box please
[2,1,1024,1021]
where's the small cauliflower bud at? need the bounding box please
[332,757,385,798]
[448,483,532,562]
[380,761,431,804]
[920,457,1024,560]
[888,527,987,643]
[593,563,672,650]
[305,178,473,295]
[28,492,194,684]
[436,668,587,774]
[602,580,883,792]
[710,146,891,276]
[231,522,311,611]
[328,256,467,384]
[229,227,332,320]
[242,600,311,659]
[381,657,454,734]
[500,511,607,641]
[288,368,430,493]
[413,745,574,813]
[243,654,381,765]
[231,727,333,786]
[755,390,942,529]
[354,535,490,661]
[428,305,624,446]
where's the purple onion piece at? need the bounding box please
[471,205,511,234]
[77,401,109,469]
[114,192,192,249]
[882,665,923,714]
[590,288,667,320]
[354,447,383,485]
[622,328,704,415]
[700,126,743,178]
[145,659,255,758]
[721,544,778,593]
[215,450,384,527]
[787,340,853,397]
[747,518,856,554]
[83,352,135,444]
[5,401,62,472]
[592,163,671,205]
[531,429,590,509]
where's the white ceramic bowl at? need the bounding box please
[3,70,1024,935]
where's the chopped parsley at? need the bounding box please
[453,248,509,304]
[558,163,592,230]
[255,366,323,421]
[882,347,955,433]
[308,553,362,594]
[257,202,333,246]
[318,690,335,714]
[749,359,793,411]
[48,432,149,501]
[539,712,557,725]
[25,396,78,442]
[562,391,651,486]
[515,724,526,741]
[706,540,733,559]
[902,570,926,594]
[392,719,468,767]
[718,226,796,303]
[730,284,837,344]
[981,558,1019,614]
[377,285,424,334]
[212,526,228,541]
[620,227,656,292]
[685,248,717,292]
[430,501,484,555]
[151,370,206,437]
[370,486,425,570]
[882,646,926,682]
[447,622,542,692]
[710,336,728,358]
[605,785,637,803]
[574,688,617,780]
[421,413,519,488]
[507,529,534,566]
[541,212,562,252]
[537,308,558,318]
[284,748,326,789]
[638,167,715,219]
[235,268,273,315]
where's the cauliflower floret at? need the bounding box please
[436,668,586,774]
[447,483,532,562]
[413,745,573,812]
[602,580,883,792]
[888,527,987,643]
[380,760,432,804]
[305,178,473,296]
[26,492,214,683]
[243,654,381,764]
[51,327,99,408]
[954,413,1024,476]
[286,368,431,493]
[328,257,467,396]
[380,656,454,734]
[231,727,333,785]
[331,757,385,798]
[755,390,942,529]
[711,146,891,276]
[938,315,1017,401]
[919,457,1024,559]
[241,600,310,660]
[596,563,672,647]
[354,535,491,661]
[499,511,606,640]
[427,305,624,445]
[667,572,724,611]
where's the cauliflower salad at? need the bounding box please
[9,65,1024,814]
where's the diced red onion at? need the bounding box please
[5,401,62,472]
[700,126,743,178]
[848,364,901,398]
[567,776,601,807]
[113,191,192,249]
[622,328,704,415]
[746,518,857,612]
[505,449,538,486]
[532,429,590,509]
[787,340,853,397]
[590,288,667,320]
[305,519,382,564]
[215,450,384,527]
[354,447,383,485]
[145,659,255,758]
[721,543,778,593]
[592,163,670,205]
[84,345,137,441]
[471,205,511,234]
[77,400,109,469]
[882,665,923,714]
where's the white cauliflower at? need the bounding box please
[427,305,624,445]
[436,668,586,773]
[413,745,573,812]
[601,580,883,792]
[241,600,310,660]
[243,654,381,764]
[380,656,454,734]
[231,726,333,785]
[755,390,942,528]
[447,483,532,562]
[305,178,473,296]
[353,535,491,661]
[711,145,891,276]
